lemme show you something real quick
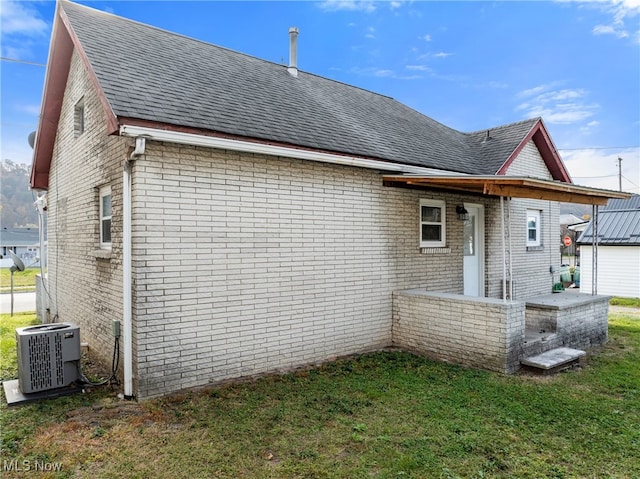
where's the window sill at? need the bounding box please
[420,247,451,254]
[526,245,544,252]
[89,249,112,260]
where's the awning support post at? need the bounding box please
[507,197,513,301]
[501,196,507,302]
[591,204,599,295]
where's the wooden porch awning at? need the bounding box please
[383,175,632,205]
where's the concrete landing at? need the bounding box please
[521,347,585,374]
[2,379,81,406]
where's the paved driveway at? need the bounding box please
[0,292,36,314]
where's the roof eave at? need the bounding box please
[382,175,632,206]
[30,2,72,190]
[30,1,119,191]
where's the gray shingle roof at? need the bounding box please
[61,1,539,175]
[577,195,640,245]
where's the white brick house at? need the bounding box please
[30,2,628,399]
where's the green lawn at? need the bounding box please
[0,268,40,293]
[1,310,639,478]
[610,296,640,307]
[0,313,39,380]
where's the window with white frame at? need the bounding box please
[526,209,541,247]
[420,199,446,247]
[99,186,112,248]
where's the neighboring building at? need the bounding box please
[0,227,40,268]
[560,213,587,266]
[30,2,627,399]
[578,195,640,298]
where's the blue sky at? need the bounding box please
[1,0,639,193]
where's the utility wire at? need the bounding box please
[573,174,617,179]
[1,57,46,67]
[622,174,639,188]
[558,146,639,151]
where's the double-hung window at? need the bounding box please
[99,186,112,248]
[420,199,446,247]
[526,209,541,247]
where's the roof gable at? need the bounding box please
[492,119,570,182]
[31,1,572,190]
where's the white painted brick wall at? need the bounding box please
[485,141,560,299]
[525,296,609,350]
[47,51,131,378]
[131,143,475,398]
[504,141,553,179]
[392,289,525,373]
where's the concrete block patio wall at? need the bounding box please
[392,289,526,374]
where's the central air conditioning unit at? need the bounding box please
[16,323,81,394]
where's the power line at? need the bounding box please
[572,174,617,179]
[558,146,639,151]
[1,121,39,128]
[622,174,639,188]
[0,57,46,67]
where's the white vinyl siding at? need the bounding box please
[579,246,640,298]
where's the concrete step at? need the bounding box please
[521,347,586,375]
[522,329,562,358]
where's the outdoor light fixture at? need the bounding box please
[456,205,469,221]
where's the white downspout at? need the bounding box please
[123,136,145,399]
[35,193,48,321]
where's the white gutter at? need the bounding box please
[118,125,448,176]
[123,136,146,399]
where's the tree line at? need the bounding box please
[1,160,38,228]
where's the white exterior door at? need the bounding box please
[463,204,485,296]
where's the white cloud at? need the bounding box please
[516,85,599,125]
[593,23,629,38]
[365,26,375,39]
[374,69,394,77]
[318,1,377,13]
[434,52,453,58]
[517,82,563,98]
[0,0,48,37]
[561,147,640,193]
[420,34,432,42]
[473,80,509,89]
[19,104,42,116]
[351,66,422,80]
[1,140,34,165]
[405,64,432,72]
[575,0,640,42]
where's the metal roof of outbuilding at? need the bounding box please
[577,195,640,245]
